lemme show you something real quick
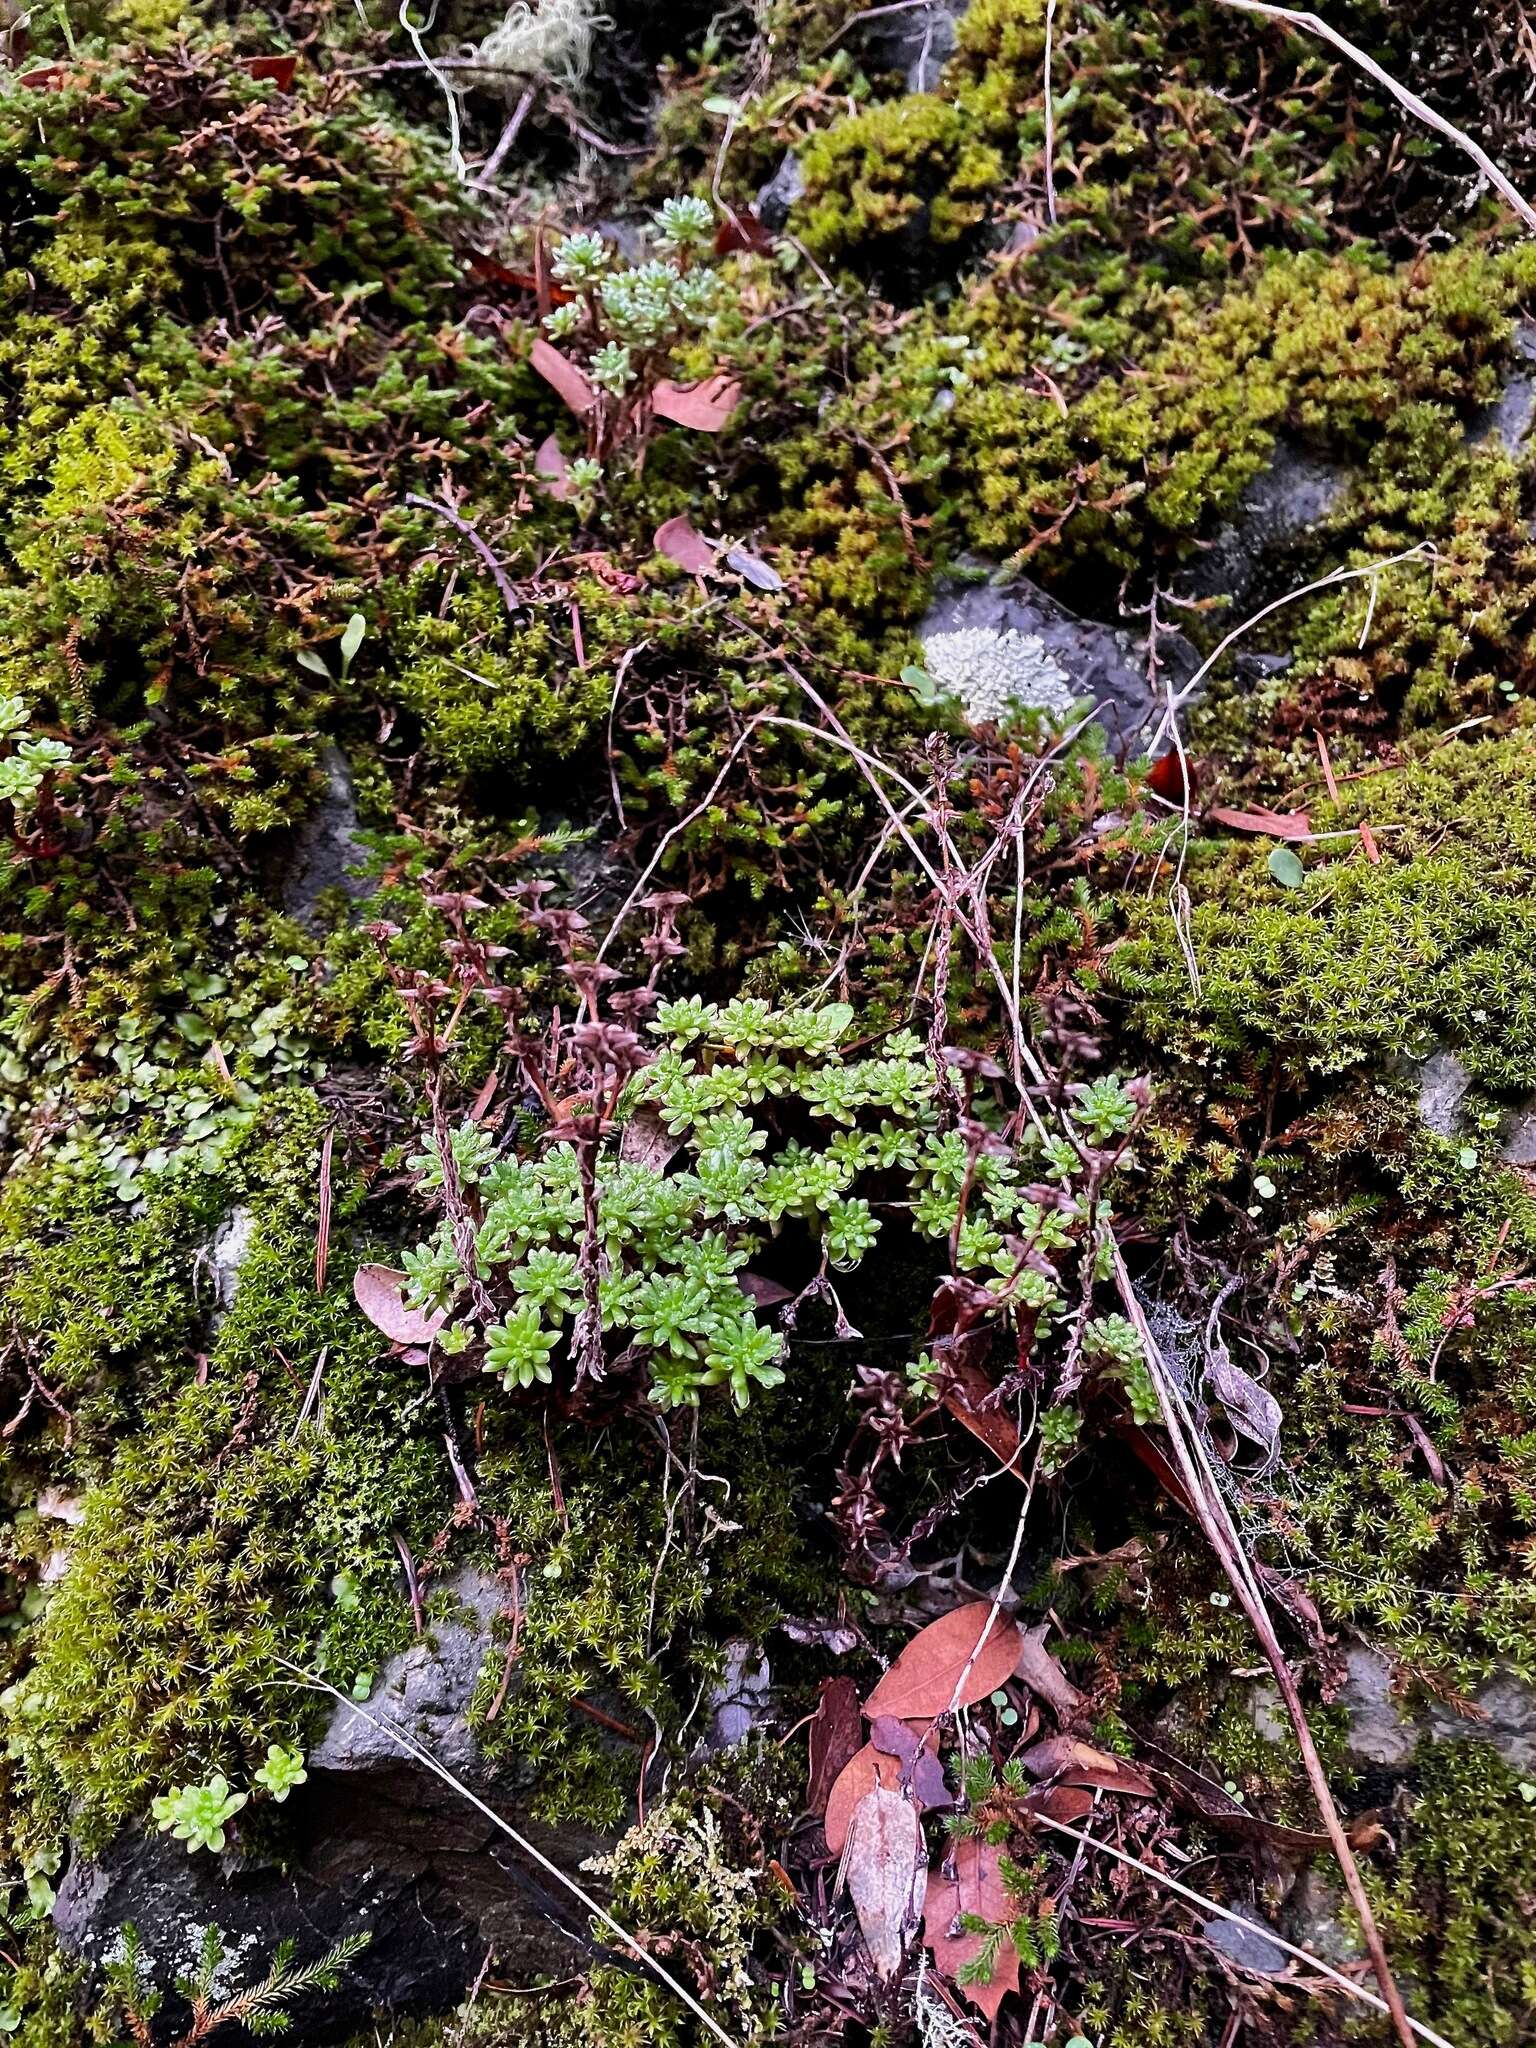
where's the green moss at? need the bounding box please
[1376,1742,1536,2044]
[1115,728,1536,1087]
[794,95,1005,265]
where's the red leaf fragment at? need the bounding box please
[1207,804,1312,840]
[825,1742,903,1855]
[1146,749,1194,803]
[864,1602,1023,1721]
[653,514,717,576]
[353,1264,448,1348]
[715,209,775,256]
[651,374,741,432]
[922,1835,1020,2023]
[808,1678,864,1816]
[530,337,597,416]
[241,53,297,88]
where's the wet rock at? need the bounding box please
[1202,1906,1289,1976]
[1469,318,1536,455]
[755,151,805,232]
[54,1568,616,2037]
[702,1640,772,1751]
[858,0,967,91]
[918,571,1198,754]
[1282,1867,1361,1969]
[203,1206,256,1316]
[1417,1048,1472,1139]
[283,745,372,933]
[1189,440,1351,611]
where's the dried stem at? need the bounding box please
[1109,1242,1419,2048]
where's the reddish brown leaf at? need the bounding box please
[939,1351,1026,1477]
[1146,750,1196,803]
[530,337,597,417]
[715,209,775,256]
[825,1742,903,1855]
[1014,1624,1085,1723]
[736,1270,796,1309]
[844,1786,922,1980]
[864,1603,1023,1721]
[241,53,297,87]
[1019,1734,1155,1798]
[468,250,575,302]
[18,65,65,89]
[922,1835,1020,2023]
[533,433,573,502]
[353,1264,448,1348]
[1026,1782,1096,1823]
[651,374,741,432]
[807,1677,863,1817]
[653,514,717,575]
[1207,804,1312,841]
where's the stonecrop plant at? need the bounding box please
[381,905,1148,1423]
[533,199,734,469]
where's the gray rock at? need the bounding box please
[202,1206,255,1317]
[1469,318,1536,455]
[703,1640,772,1751]
[1339,1643,1536,1773]
[858,0,967,91]
[1202,1906,1289,1976]
[1417,1048,1472,1138]
[54,1567,618,2032]
[1499,1100,1536,1167]
[1190,440,1351,611]
[917,572,1198,755]
[1283,1867,1362,1969]
[283,745,372,932]
[755,152,805,232]
[313,1569,504,1779]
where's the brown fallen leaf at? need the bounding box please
[653,514,716,576]
[1018,1733,1155,1798]
[938,1350,1027,1477]
[1025,1782,1096,1824]
[530,337,597,416]
[1136,1739,1386,1856]
[922,1835,1020,2023]
[353,1265,448,1347]
[1014,1623,1085,1723]
[843,1786,922,1980]
[651,374,741,432]
[618,1101,682,1172]
[1207,804,1312,841]
[808,1677,864,1817]
[864,1602,1023,1721]
[825,1741,904,1855]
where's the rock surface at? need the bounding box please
[918,572,1197,754]
[283,745,372,932]
[54,1570,616,2037]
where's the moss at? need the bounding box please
[1375,1742,1536,2044]
[793,95,1006,267]
[1115,728,1536,1087]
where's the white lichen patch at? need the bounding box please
[920,624,1076,724]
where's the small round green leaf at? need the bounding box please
[1267,845,1305,888]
